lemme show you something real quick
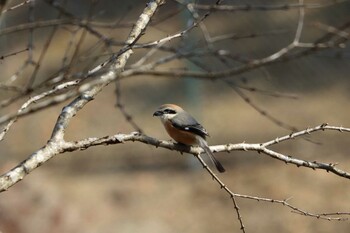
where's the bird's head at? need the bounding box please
[153,104,184,122]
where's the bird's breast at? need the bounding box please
[163,120,197,145]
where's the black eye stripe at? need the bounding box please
[164,109,176,114]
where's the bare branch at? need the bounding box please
[226,81,299,131]
[313,22,350,39]
[293,0,305,45]
[186,1,349,12]
[1,123,349,228]
[0,124,349,193]
[194,154,246,232]
[0,91,77,125]
[1,0,31,13]
[195,154,348,221]
[0,80,80,141]
[0,0,165,191]
[115,78,143,132]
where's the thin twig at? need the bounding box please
[115,78,143,132]
[226,81,298,131]
[0,80,80,141]
[194,154,246,232]
[186,1,349,12]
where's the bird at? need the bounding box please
[153,104,225,173]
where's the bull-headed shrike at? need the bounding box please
[153,104,225,173]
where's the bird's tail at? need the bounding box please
[197,136,225,173]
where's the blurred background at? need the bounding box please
[0,0,350,232]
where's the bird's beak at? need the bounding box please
[153,110,163,116]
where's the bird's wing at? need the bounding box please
[170,111,209,138]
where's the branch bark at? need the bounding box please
[0,0,165,191]
[1,124,350,192]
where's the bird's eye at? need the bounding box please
[164,109,176,114]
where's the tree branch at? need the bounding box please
[1,124,350,192]
[0,0,165,190]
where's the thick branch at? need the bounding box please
[1,124,350,192]
[0,0,164,191]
